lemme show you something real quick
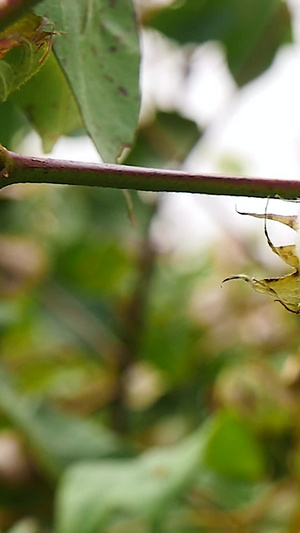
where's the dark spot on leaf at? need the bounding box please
[104,74,114,83]
[91,45,98,56]
[118,86,128,96]
[109,45,117,53]
[109,0,117,6]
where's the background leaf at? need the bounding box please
[124,110,202,168]
[148,0,292,86]
[203,411,266,481]
[55,427,209,533]
[0,365,122,479]
[55,413,266,533]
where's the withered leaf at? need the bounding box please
[223,207,300,313]
[0,13,55,101]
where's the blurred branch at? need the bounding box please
[0,0,42,31]
[1,147,300,199]
[110,201,158,433]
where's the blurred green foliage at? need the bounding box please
[147,0,292,86]
[0,1,299,532]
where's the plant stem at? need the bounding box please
[0,0,42,31]
[0,147,300,199]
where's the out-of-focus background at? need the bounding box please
[2,1,300,532]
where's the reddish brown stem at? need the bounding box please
[0,147,300,199]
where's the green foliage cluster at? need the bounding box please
[0,1,299,532]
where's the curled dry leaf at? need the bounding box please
[223,207,300,314]
[0,13,55,101]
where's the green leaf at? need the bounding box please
[12,52,82,153]
[203,411,265,481]
[0,365,122,478]
[55,412,266,532]
[36,0,140,162]
[149,0,292,86]
[125,111,202,168]
[55,428,208,533]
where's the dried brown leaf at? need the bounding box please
[224,209,300,313]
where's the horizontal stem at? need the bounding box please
[0,146,300,199]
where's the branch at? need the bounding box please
[0,0,42,31]
[110,202,158,434]
[0,146,300,199]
